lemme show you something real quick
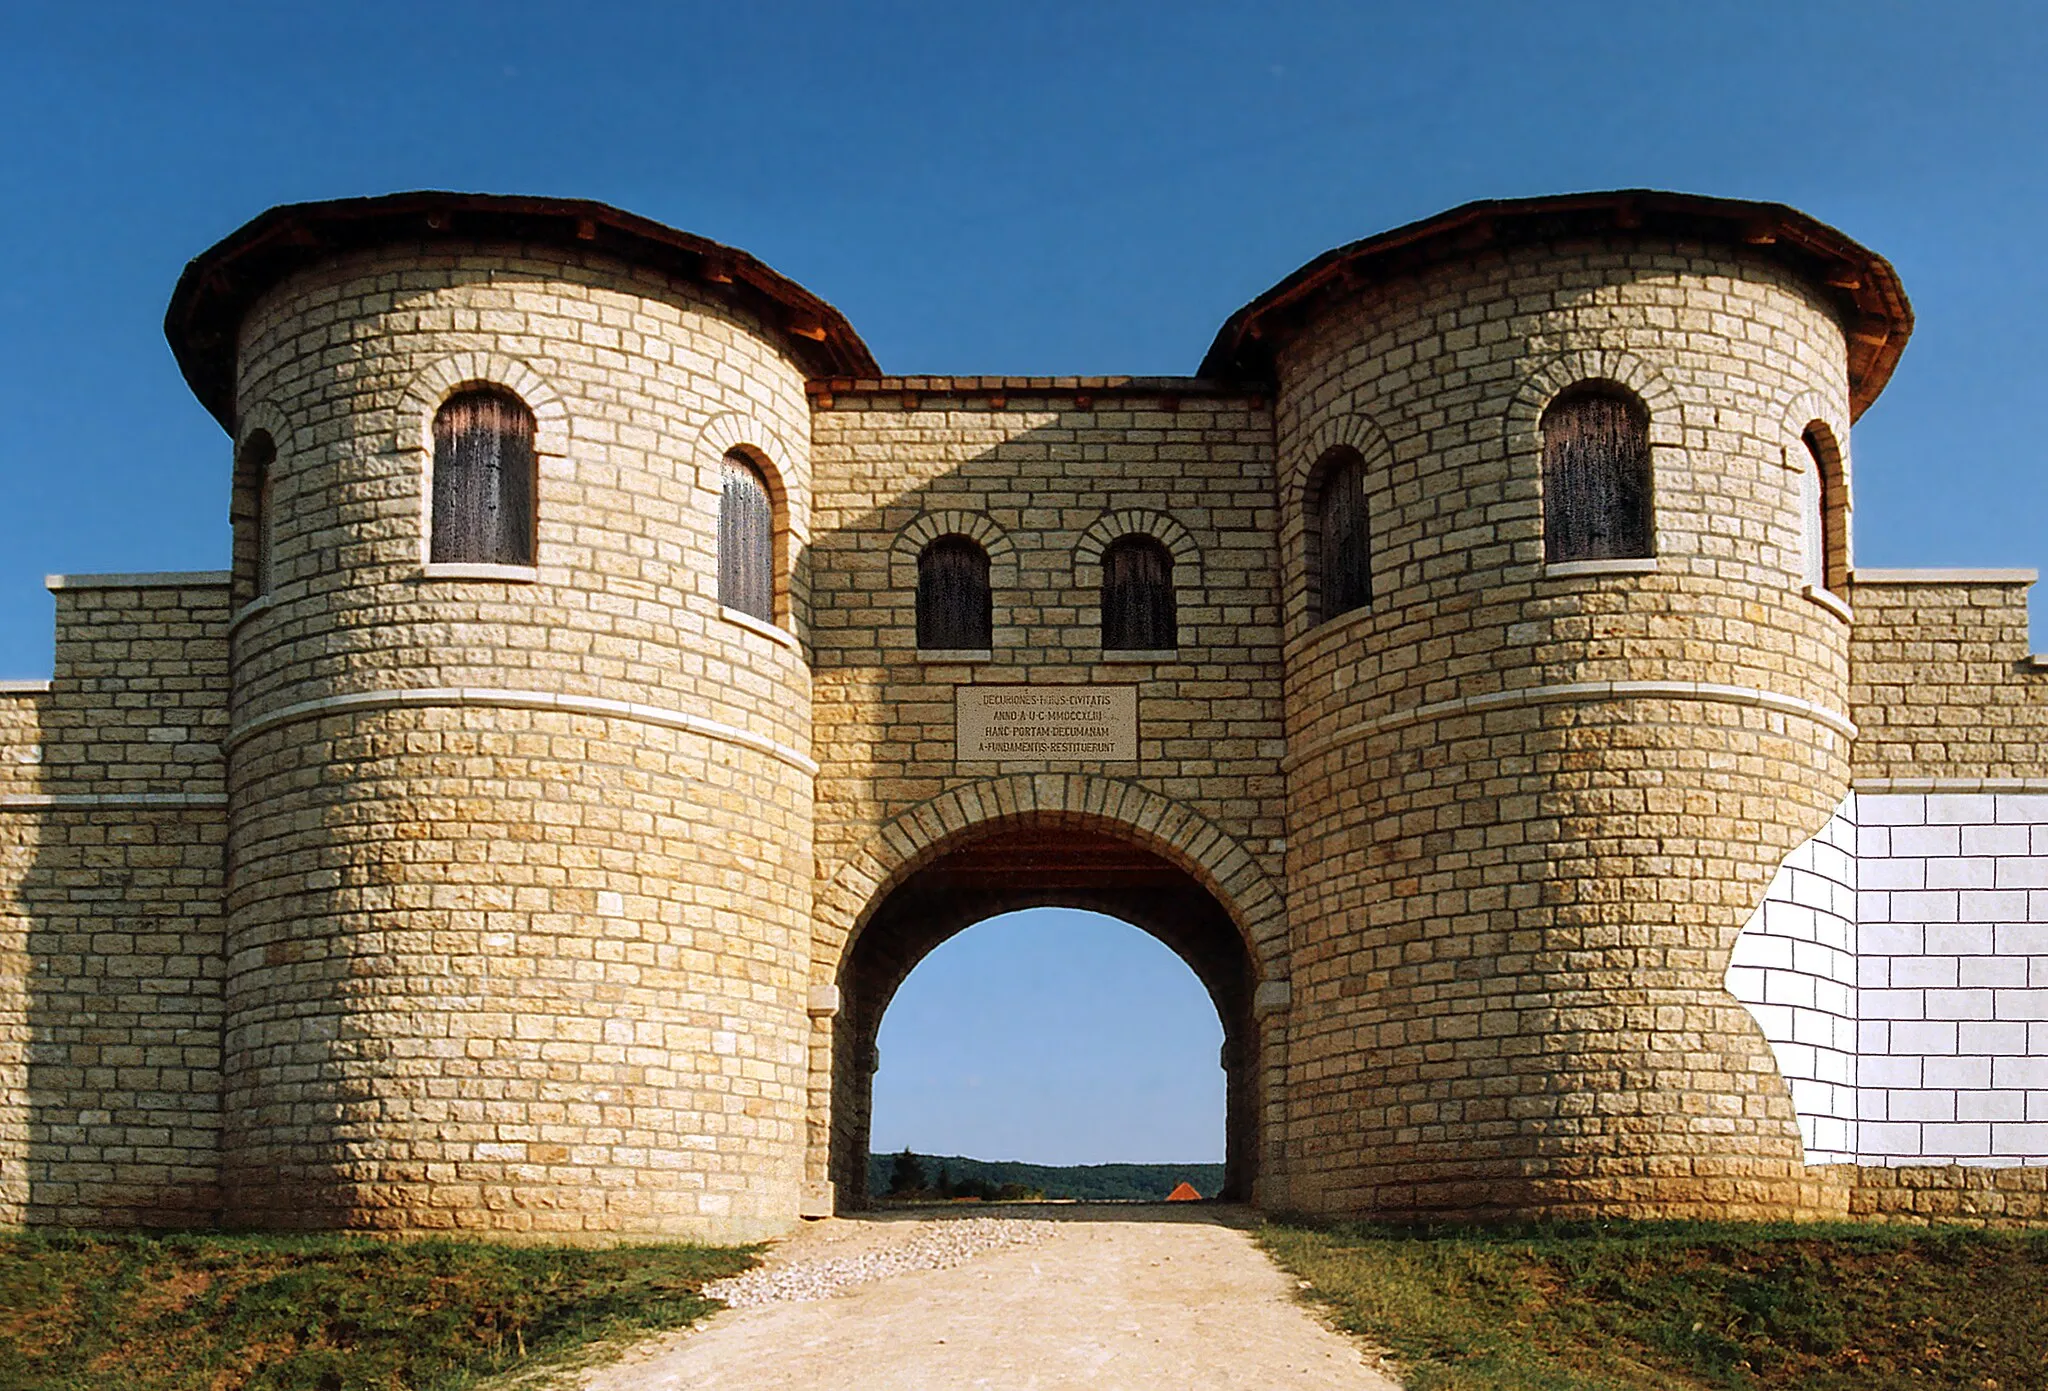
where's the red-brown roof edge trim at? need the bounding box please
[1197,190,1912,421]
[165,191,881,433]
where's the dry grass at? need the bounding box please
[1262,1219,2048,1391]
[0,1229,758,1391]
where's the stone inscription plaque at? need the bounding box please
[956,686,1138,761]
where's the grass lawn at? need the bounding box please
[1261,1220,2048,1391]
[0,1229,758,1391]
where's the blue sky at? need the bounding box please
[2,2,2043,1163]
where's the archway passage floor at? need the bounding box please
[574,1204,1400,1390]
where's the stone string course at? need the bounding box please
[0,199,2046,1237]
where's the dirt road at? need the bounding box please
[575,1204,1399,1390]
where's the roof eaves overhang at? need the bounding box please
[1198,190,1912,421]
[165,191,881,433]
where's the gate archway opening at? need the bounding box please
[829,820,1263,1209]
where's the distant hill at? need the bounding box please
[867,1152,1226,1202]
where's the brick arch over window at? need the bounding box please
[1505,350,1682,476]
[888,511,1019,593]
[814,773,1290,983]
[696,412,802,537]
[394,351,569,459]
[1072,510,1202,589]
[1281,412,1392,638]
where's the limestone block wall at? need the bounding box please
[220,243,818,1240]
[804,381,1292,1202]
[1850,572,2048,781]
[1726,797,1860,1163]
[0,574,229,1228]
[1274,236,1858,1221]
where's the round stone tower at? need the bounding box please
[167,194,876,1240]
[1204,193,1910,1221]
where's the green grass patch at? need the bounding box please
[0,1228,759,1391]
[1261,1219,2048,1391]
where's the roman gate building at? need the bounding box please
[2,188,2046,1240]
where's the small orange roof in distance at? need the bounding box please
[1166,1181,1202,1202]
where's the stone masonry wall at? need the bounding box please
[1850,572,2048,783]
[218,244,818,1240]
[1273,237,1858,1220]
[804,384,1292,1202]
[0,575,229,1228]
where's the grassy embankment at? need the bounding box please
[1262,1220,2048,1391]
[0,1229,757,1391]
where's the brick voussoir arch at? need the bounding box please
[1780,388,1851,482]
[392,350,570,457]
[889,510,1018,589]
[1503,347,1684,461]
[1072,509,1202,588]
[816,774,1289,983]
[235,399,293,458]
[698,411,803,517]
[1284,410,1395,518]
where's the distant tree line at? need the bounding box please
[869,1150,1225,1203]
[884,1149,1043,1202]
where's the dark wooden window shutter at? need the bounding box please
[431,389,537,565]
[720,454,774,620]
[1102,536,1176,650]
[917,536,992,649]
[1315,450,1371,621]
[1542,387,1652,562]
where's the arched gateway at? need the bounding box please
[812,777,1292,1211]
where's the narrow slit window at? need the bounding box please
[431,389,537,565]
[720,453,775,621]
[1802,426,1844,594]
[241,431,277,596]
[1313,448,1371,623]
[917,536,992,650]
[1800,438,1826,589]
[1102,535,1176,651]
[1542,385,1653,562]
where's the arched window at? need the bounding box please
[917,536,992,650]
[1542,384,1653,562]
[720,451,775,621]
[240,430,277,596]
[1802,426,1845,594]
[1102,535,1176,651]
[1311,447,1370,623]
[431,388,537,565]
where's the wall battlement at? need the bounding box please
[2,189,2045,1237]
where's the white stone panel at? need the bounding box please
[1853,791,2048,1166]
[1729,794,1860,1162]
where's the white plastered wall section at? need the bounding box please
[1727,798,1860,1163]
[1729,792,2048,1166]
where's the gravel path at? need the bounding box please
[701,1215,1054,1307]
[576,1204,1400,1390]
